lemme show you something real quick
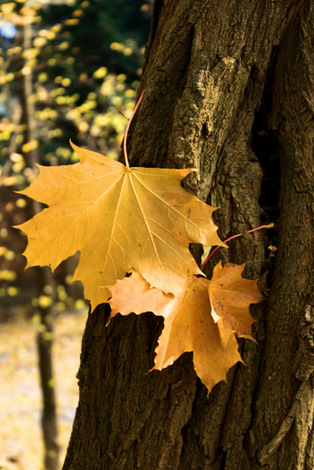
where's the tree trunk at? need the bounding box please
[63,1,313,469]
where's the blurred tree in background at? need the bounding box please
[0,0,150,316]
[0,1,150,468]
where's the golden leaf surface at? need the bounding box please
[208,262,264,347]
[108,271,243,394]
[109,270,174,317]
[16,143,222,309]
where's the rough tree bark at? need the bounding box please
[63,1,313,469]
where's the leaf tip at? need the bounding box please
[69,139,78,153]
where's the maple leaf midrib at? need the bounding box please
[144,227,197,268]
[91,168,194,287]
[128,171,168,281]
[128,170,203,283]
[99,170,130,278]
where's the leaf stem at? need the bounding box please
[201,223,274,270]
[123,90,145,168]
[193,275,208,287]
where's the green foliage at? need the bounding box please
[40,0,150,78]
[0,0,149,311]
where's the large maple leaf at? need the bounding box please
[108,265,263,393]
[16,143,222,309]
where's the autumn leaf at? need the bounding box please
[208,262,264,347]
[153,276,244,393]
[107,263,263,393]
[107,271,243,394]
[16,142,222,309]
[109,270,174,317]
[13,91,265,395]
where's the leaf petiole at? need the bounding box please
[201,223,274,269]
[192,275,208,287]
[123,90,145,168]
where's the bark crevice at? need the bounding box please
[62,2,313,469]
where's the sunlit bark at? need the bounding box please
[63,1,313,469]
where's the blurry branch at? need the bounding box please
[18,19,59,470]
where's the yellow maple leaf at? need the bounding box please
[16,143,222,309]
[153,276,243,393]
[109,270,174,317]
[107,264,263,394]
[107,271,242,393]
[208,262,264,347]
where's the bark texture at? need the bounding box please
[63,1,313,469]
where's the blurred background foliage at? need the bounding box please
[0,0,151,318]
[0,2,150,468]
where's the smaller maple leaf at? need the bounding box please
[107,264,263,394]
[107,271,243,394]
[208,262,264,347]
[151,275,243,394]
[109,269,175,317]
